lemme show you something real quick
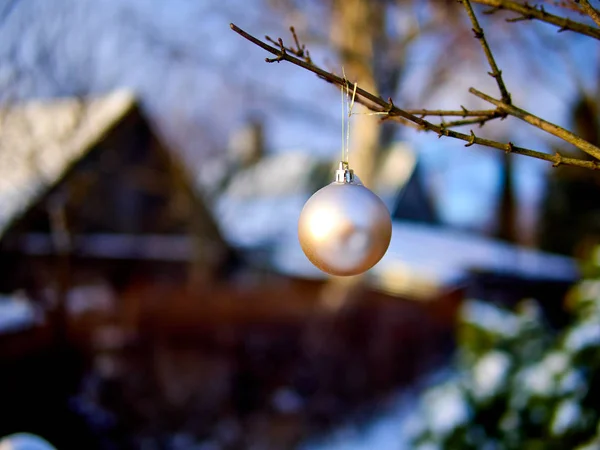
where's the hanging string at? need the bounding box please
[346,80,357,165]
[340,68,358,166]
[341,81,346,164]
[345,79,350,165]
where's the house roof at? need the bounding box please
[272,221,578,298]
[0,90,136,238]
[0,292,40,334]
[217,143,425,247]
[222,150,322,199]
[217,189,578,300]
[217,143,579,299]
[221,142,419,206]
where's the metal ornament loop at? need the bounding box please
[335,161,355,184]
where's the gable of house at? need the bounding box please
[0,91,136,238]
[0,92,230,277]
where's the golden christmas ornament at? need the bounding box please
[298,162,392,276]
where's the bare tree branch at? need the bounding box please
[230,23,600,170]
[469,87,600,160]
[404,108,500,117]
[439,114,504,128]
[461,0,512,104]
[397,108,506,128]
[472,0,600,39]
[575,0,600,28]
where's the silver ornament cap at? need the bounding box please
[298,161,392,276]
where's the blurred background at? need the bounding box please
[0,0,599,449]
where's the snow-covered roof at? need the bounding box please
[222,151,322,199]
[221,143,417,208]
[0,90,136,238]
[216,141,577,298]
[216,194,579,300]
[273,220,578,298]
[217,143,419,245]
[0,293,40,334]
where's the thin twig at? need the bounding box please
[461,0,512,104]
[469,87,600,160]
[404,108,500,117]
[381,115,422,130]
[542,0,589,16]
[472,0,600,39]
[230,23,600,169]
[266,26,312,63]
[440,114,504,128]
[575,0,600,28]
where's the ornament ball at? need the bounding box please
[298,162,392,276]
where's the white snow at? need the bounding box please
[421,383,470,437]
[222,151,320,199]
[564,321,600,352]
[300,390,426,450]
[471,351,511,400]
[543,352,570,374]
[518,352,570,397]
[0,433,56,450]
[551,399,581,436]
[558,369,587,397]
[0,293,40,334]
[574,280,600,304]
[217,195,308,249]
[300,370,458,450]
[225,204,579,300]
[460,300,521,337]
[0,91,135,238]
